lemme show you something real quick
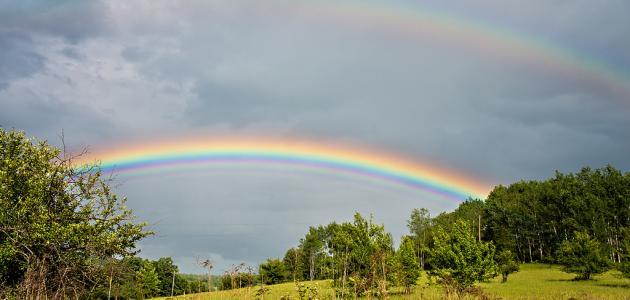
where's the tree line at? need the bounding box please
[248,165,630,297]
[1,128,629,298]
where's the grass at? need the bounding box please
[154,264,630,300]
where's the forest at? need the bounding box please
[1,129,629,299]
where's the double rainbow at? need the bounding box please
[76,138,490,201]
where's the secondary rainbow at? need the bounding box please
[271,0,630,98]
[76,138,491,201]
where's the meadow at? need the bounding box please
[155,264,630,300]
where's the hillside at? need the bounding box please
[155,264,630,300]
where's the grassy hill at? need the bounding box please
[155,264,630,299]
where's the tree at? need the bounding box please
[429,220,496,297]
[299,226,325,281]
[259,258,288,285]
[396,236,421,293]
[557,232,611,280]
[198,258,214,291]
[620,229,630,278]
[136,261,160,298]
[152,257,180,296]
[407,208,431,269]
[495,250,519,283]
[283,247,303,281]
[0,129,151,298]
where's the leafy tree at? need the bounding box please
[429,220,496,297]
[484,166,629,265]
[407,208,432,269]
[495,250,519,283]
[0,129,151,298]
[137,261,160,298]
[327,213,394,297]
[299,226,325,281]
[557,232,611,280]
[283,247,303,281]
[152,257,180,296]
[259,258,288,285]
[396,236,421,293]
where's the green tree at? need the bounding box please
[0,129,151,298]
[137,261,160,298]
[620,229,630,278]
[152,257,180,296]
[407,208,431,269]
[429,220,497,297]
[259,258,288,285]
[396,236,421,293]
[333,213,395,297]
[557,232,611,280]
[495,250,519,283]
[299,226,325,281]
[283,247,302,281]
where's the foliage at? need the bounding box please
[557,231,611,280]
[0,129,151,298]
[429,220,497,297]
[407,208,432,269]
[295,281,319,300]
[137,260,160,298]
[283,247,303,281]
[299,226,326,281]
[396,236,421,293]
[329,213,395,297]
[484,166,630,264]
[260,258,288,285]
[496,250,519,282]
[255,285,271,299]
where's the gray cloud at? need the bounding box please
[0,0,109,42]
[0,32,45,90]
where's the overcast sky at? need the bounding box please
[2,0,629,273]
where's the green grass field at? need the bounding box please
[155,264,630,300]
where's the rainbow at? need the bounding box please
[276,0,630,99]
[76,137,491,201]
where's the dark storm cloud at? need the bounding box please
[0,0,108,42]
[0,93,114,147]
[0,32,45,90]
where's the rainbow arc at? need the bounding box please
[76,138,491,201]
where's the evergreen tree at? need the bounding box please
[557,232,611,280]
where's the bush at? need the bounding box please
[557,232,611,280]
[429,220,497,297]
[496,250,519,283]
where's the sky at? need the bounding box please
[1,0,630,273]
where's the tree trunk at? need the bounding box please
[527,238,533,263]
[309,254,315,281]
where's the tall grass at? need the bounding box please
[155,264,630,300]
